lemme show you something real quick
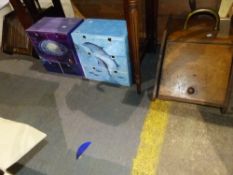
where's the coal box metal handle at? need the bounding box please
[184,8,220,31]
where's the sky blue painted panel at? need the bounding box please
[74,19,127,37]
[83,66,132,86]
[71,18,132,86]
[75,44,130,73]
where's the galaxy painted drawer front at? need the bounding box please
[26,17,84,76]
[42,60,63,74]
[60,63,85,75]
[83,65,132,86]
[42,60,85,76]
[71,19,132,86]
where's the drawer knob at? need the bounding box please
[187,87,195,95]
[68,58,73,64]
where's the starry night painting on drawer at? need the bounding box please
[71,19,132,86]
[42,60,63,74]
[26,17,84,76]
[42,59,85,76]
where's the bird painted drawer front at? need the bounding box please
[42,60,84,76]
[76,44,131,73]
[71,19,132,86]
[83,65,132,86]
[26,17,84,76]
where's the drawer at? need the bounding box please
[28,31,78,65]
[42,60,63,73]
[75,44,131,73]
[71,19,129,57]
[60,63,84,76]
[82,65,132,86]
[42,60,84,76]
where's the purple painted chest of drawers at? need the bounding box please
[26,17,84,76]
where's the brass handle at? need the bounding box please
[184,9,220,31]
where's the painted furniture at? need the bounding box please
[26,17,84,76]
[71,0,156,93]
[71,19,132,86]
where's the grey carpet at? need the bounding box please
[0,53,155,175]
[2,52,233,175]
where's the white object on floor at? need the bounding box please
[0,1,12,48]
[39,0,75,17]
[0,0,9,9]
[3,171,12,175]
[0,117,47,174]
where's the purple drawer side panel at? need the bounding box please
[26,17,83,34]
[27,17,84,76]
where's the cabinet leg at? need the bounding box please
[135,74,141,94]
[145,0,156,51]
[124,0,141,94]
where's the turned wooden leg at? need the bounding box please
[124,0,141,93]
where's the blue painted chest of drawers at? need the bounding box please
[71,19,132,86]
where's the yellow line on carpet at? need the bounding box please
[131,100,170,175]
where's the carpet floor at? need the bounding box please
[0,53,155,175]
[1,52,233,175]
